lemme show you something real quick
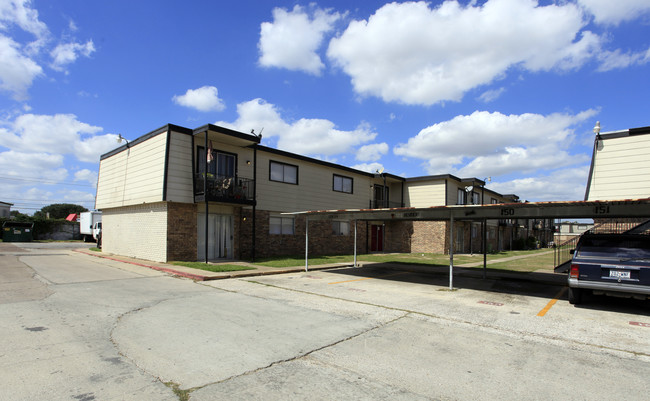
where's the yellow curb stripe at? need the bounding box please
[537,287,567,317]
[329,272,407,285]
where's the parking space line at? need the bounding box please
[537,287,567,317]
[328,272,408,285]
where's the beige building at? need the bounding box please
[96,123,532,263]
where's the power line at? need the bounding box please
[0,175,95,187]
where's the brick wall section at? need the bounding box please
[410,221,449,254]
[239,209,368,259]
[166,202,197,261]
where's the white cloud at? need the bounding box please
[327,0,601,105]
[596,47,650,71]
[172,86,226,112]
[489,167,590,202]
[351,162,384,174]
[0,149,67,181]
[0,113,119,164]
[356,143,388,162]
[216,98,376,157]
[478,87,506,103]
[50,40,95,72]
[578,0,650,25]
[74,169,97,186]
[0,34,42,100]
[259,5,342,75]
[394,109,597,178]
[0,0,49,52]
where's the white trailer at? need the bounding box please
[80,211,102,242]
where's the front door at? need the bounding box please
[197,214,233,260]
[371,224,383,252]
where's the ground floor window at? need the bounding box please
[270,216,294,235]
[332,220,350,235]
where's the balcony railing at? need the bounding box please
[369,200,404,209]
[194,174,255,204]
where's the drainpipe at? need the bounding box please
[204,131,209,263]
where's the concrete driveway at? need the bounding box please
[1,242,649,400]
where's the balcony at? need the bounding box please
[369,200,404,209]
[194,174,255,205]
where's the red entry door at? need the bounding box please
[371,225,383,252]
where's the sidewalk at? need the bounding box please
[74,249,348,281]
[74,248,565,286]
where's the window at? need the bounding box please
[491,198,498,204]
[332,221,350,236]
[270,216,294,235]
[197,147,236,177]
[472,192,480,205]
[270,161,298,184]
[333,175,353,194]
[457,189,466,205]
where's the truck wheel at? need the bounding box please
[568,287,582,305]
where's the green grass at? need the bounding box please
[169,261,256,272]
[251,249,556,273]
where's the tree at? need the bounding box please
[34,204,88,219]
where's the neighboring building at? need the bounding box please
[95,123,536,263]
[0,201,12,218]
[584,124,650,233]
[554,221,594,244]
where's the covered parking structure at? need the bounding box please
[287,198,650,289]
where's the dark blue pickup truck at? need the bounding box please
[568,233,650,304]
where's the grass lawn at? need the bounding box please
[251,249,556,273]
[169,261,256,273]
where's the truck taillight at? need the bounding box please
[569,264,579,279]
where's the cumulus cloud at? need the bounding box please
[50,40,95,72]
[74,169,98,186]
[327,0,602,105]
[259,5,343,75]
[172,86,226,112]
[0,113,118,163]
[0,34,42,100]
[578,0,650,25]
[351,162,384,174]
[356,143,388,162]
[394,109,597,178]
[216,98,376,157]
[489,166,590,202]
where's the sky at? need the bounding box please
[0,0,649,214]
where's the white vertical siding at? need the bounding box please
[165,131,194,203]
[405,180,446,207]
[588,134,650,200]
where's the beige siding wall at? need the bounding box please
[96,133,167,209]
[101,202,168,262]
[588,134,650,200]
[256,151,372,212]
[405,180,446,207]
[166,131,194,203]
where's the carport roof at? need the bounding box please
[285,198,650,221]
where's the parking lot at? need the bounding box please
[1,243,649,400]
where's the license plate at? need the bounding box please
[609,270,631,279]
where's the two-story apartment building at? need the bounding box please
[95,123,527,263]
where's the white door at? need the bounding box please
[197,214,233,260]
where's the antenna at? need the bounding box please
[376,167,384,174]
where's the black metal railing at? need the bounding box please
[194,174,254,204]
[369,200,404,209]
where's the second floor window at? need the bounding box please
[270,161,298,184]
[457,189,466,205]
[197,147,236,178]
[333,175,353,194]
[472,192,480,205]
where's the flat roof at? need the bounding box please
[285,198,650,221]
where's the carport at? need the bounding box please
[286,198,650,289]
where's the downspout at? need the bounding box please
[204,131,209,263]
[252,144,257,262]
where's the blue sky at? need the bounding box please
[1,0,649,214]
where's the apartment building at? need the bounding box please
[95,123,527,263]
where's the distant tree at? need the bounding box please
[35,203,88,219]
